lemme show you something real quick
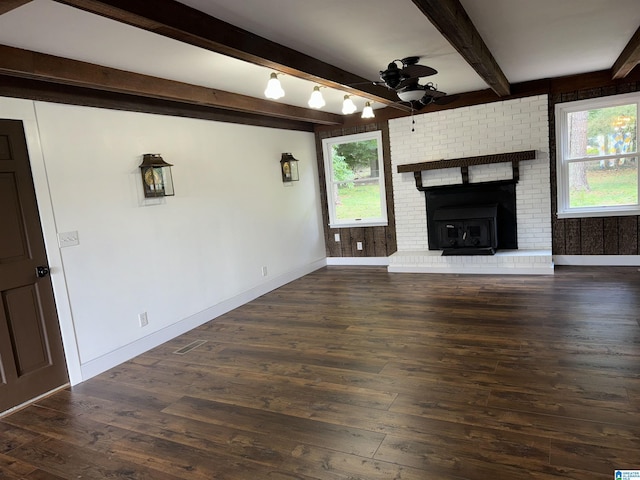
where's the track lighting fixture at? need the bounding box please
[361,102,375,119]
[341,95,357,115]
[264,77,372,117]
[264,72,285,99]
[308,86,326,109]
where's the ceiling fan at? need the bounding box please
[377,56,453,109]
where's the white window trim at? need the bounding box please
[555,91,639,219]
[322,131,388,228]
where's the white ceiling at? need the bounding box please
[0,0,638,116]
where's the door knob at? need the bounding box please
[36,265,50,278]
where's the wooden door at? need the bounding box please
[0,119,68,413]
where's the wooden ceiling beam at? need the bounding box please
[53,0,411,111]
[0,44,343,125]
[0,74,315,132]
[612,25,640,79]
[410,0,510,96]
[0,0,32,15]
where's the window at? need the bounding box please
[322,131,388,227]
[555,92,638,218]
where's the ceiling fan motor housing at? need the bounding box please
[380,62,404,89]
[380,57,438,91]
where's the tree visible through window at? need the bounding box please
[322,131,387,227]
[556,93,638,217]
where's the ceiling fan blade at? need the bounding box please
[403,64,437,78]
[433,94,459,105]
[400,56,421,66]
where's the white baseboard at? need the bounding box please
[326,257,390,266]
[554,255,640,266]
[78,259,327,383]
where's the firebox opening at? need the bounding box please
[424,180,518,255]
[434,204,498,255]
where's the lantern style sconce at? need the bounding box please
[139,154,174,198]
[280,153,299,183]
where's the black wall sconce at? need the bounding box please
[139,154,174,198]
[280,153,299,183]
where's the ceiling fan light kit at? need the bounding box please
[264,72,285,99]
[397,88,426,102]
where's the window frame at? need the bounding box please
[321,130,388,228]
[555,91,639,219]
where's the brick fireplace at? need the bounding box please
[387,95,553,274]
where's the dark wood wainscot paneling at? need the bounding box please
[315,122,397,258]
[549,78,640,255]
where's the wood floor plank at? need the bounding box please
[375,435,610,479]
[69,375,184,410]
[1,265,639,479]
[487,389,639,426]
[102,357,396,414]
[0,451,38,478]
[0,422,42,454]
[7,401,300,479]
[282,443,434,480]
[381,361,546,395]
[2,405,127,453]
[162,345,493,405]
[166,358,399,409]
[22,469,68,479]
[163,396,386,458]
[626,381,640,405]
[375,434,545,479]
[44,388,297,469]
[493,360,630,397]
[549,440,638,475]
[8,436,185,480]
[389,392,640,451]
[383,356,633,400]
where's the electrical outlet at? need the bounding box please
[356,241,363,250]
[138,312,149,328]
[58,230,79,248]
[261,266,268,277]
[334,233,340,242]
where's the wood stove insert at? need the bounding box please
[425,180,518,254]
[434,204,498,255]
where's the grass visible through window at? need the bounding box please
[336,183,382,219]
[570,167,638,207]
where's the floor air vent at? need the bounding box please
[173,339,207,355]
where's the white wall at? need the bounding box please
[389,95,551,252]
[1,97,325,384]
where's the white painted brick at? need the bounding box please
[390,94,551,252]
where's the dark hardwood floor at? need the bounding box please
[2,266,640,479]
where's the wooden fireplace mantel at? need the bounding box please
[397,150,536,189]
